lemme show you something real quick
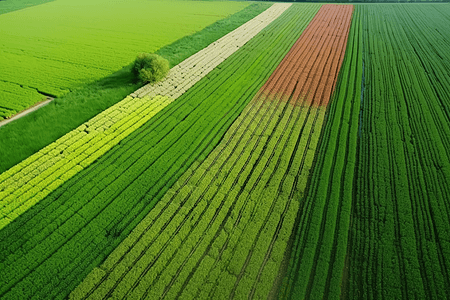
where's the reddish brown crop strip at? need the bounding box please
[260,4,353,107]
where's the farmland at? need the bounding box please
[1,1,450,300]
[350,5,450,299]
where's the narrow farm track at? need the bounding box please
[349,5,450,299]
[69,5,352,299]
[0,3,290,230]
[0,4,322,300]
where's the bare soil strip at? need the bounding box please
[260,4,353,107]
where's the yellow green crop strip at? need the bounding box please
[0,95,172,225]
[0,3,291,230]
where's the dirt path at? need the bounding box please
[254,4,354,298]
[0,97,53,128]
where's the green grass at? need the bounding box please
[0,2,270,174]
[0,0,248,118]
[0,0,55,15]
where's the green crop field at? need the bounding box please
[278,3,450,299]
[0,0,248,119]
[1,1,450,299]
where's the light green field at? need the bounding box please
[0,0,248,119]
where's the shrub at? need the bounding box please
[132,53,169,84]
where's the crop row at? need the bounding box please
[278,8,362,299]
[279,4,450,299]
[348,5,450,299]
[0,4,310,299]
[69,4,353,299]
[0,3,290,230]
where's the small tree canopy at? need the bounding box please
[132,53,169,84]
